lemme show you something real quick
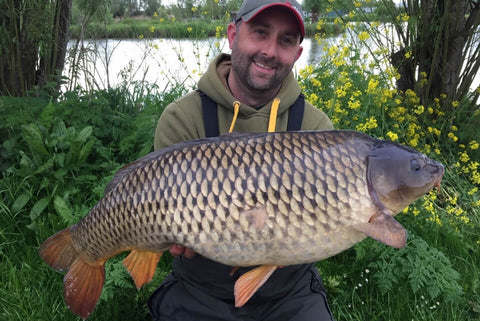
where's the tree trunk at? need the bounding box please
[390,0,480,109]
[0,0,72,96]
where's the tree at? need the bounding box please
[0,0,72,96]
[380,0,480,109]
[332,0,480,110]
[303,0,332,22]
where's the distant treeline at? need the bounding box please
[68,18,345,39]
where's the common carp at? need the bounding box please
[39,130,444,318]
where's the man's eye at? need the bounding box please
[281,37,294,45]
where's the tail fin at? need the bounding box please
[39,227,106,319]
[38,227,78,271]
[64,257,105,319]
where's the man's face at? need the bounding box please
[227,7,303,93]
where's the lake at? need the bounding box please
[64,34,479,95]
[63,37,332,92]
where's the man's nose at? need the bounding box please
[260,38,277,58]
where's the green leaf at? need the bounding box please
[30,197,51,221]
[40,100,56,127]
[12,192,31,212]
[77,126,93,143]
[78,139,95,164]
[21,124,49,156]
[54,195,73,225]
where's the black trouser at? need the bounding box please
[148,257,335,321]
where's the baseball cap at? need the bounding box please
[235,0,305,40]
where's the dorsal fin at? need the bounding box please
[104,132,269,195]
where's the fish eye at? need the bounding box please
[410,159,423,172]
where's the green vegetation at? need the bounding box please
[69,16,345,39]
[2,40,479,319]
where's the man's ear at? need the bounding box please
[295,45,303,62]
[227,22,237,49]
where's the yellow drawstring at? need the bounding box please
[228,98,280,133]
[229,101,240,133]
[268,98,280,133]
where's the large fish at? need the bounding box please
[39,130,444,318]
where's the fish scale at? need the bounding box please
[39,130,444,318]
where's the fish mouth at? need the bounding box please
[433,164,445,192]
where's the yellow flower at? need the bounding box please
[405,51,412,59]
[469,140,479,150]
[386,131,398,141]
[215,26,224,38]
[367,78,379,93]
[469,161,479,171]
[187,27,193,33]
[409,138,418,147]
[191,6,197,12]
[149,26,155,33]
[312,78,322,88]
[356,117,378,132]
[401,13,409,22]
[348,99,361,110]
[153,11,158,17]
[139,34,144,39]
[359,31,369,41]
[414,104,424,114]
[309,93,319,105]
[316,19,326,30]
[448,132,458,142]
[468,187,478,195]
[459,152,470,163]
[160,18,164,22]
[452,100,459,107]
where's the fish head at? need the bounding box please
[367,141,444,215]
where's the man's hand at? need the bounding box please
[169,244,196,258]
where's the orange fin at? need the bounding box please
[354,212,407,248]
[64,257,105,319]
[122,250,163,289]
[38,227,78,271]
[230,266,240,276]
[234,265,278,307]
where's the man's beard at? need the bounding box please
[230,42,292,92]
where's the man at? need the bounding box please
[149,0,335,320]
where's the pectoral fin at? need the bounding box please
[353,212,407,248]
[123,250,163,289]
[234,265,278,307]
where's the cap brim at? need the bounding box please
[241,3,305,39]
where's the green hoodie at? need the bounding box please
[154,53,333,150]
